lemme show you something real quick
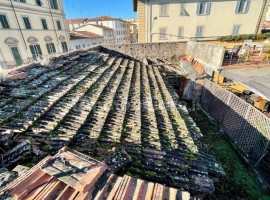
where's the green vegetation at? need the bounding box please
[218,33,270,42]
[195,111,270,200]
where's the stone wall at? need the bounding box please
[100,42,187,63]
[187,42,226,74]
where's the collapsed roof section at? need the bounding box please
[0,48,224,195]
[2,147,190,200]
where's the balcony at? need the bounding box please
[222,41,270,68]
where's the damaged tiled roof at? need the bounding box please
[2,147,190,200]
[0,49,224,195]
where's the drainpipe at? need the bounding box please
[255,0,268,34]
[47,0,60,53]
[9,0,27,50]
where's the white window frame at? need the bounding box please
[159,27,167,39]
[160,3,169,17]
[232,25,240,36]
[235,0,250,14]
[180,3,187,16]
[178,27,184,38]
[196,2,211,15]
[196,26,204,37]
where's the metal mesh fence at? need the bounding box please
[201,79,270,164]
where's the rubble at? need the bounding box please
[0,129,13,146]
[0,167,17,190]
[12,165,30,177]
[2,147,190,200]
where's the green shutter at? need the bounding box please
[50,0,58,9]
[62,42,68,53]
[36,0,42,6]
[46,44,50,54]
[52,43,56,53]
[53,0,59,9]
[29,45,35,55]
[57,21,61,30]
[41,19,47,29]
[37,45,42,55]
[20,0,26,3]
[23,17,31,29]
[0,15,10,29]
[11,47,23,66]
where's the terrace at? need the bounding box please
[0,43,225,198]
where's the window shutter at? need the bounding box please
[196,3,201,15]
[235,1,240,13]
[37,45,42,55]
[165,4,168,16]
[245,0,250,13]
[46,44,50,53]
[52,43,56,53]
[206,3,211,14]
[29,45,35,55]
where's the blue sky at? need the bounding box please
[62,0,137,19]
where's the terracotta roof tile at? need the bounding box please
[3,148,190,200]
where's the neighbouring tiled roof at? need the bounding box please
[0,49,225,195]
[69,32,89,40]
[2,147,190,200]
[89,24,114,30]
[75,31,103,39]
[67,16,127,25]
[67,18,88,25]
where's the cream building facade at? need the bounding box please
[0,0,70,69]
[67,16,131,44]
[133,0,269,43]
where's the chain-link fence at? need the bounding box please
[201,79,270,165]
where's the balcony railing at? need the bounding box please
[223,45,270,67]
[0,52,68,69]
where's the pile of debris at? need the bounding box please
[1,147,190,200]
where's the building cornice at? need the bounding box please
[0,2,65,17]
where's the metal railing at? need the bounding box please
[201,79,270,165]
[223,46,270,66]
[0,52,68,69]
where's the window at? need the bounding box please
[46,43,56,54]
[232,25,240,36]
[14,0,26,3]
[23,17,31,29]
[196,2,211,15]
[41,19,48,30]
[49,0,59,10]
[235,0,250,13]
[160,3,168,16]
[0,14,10,29]
[178,27,184,38]
[159,27,167,39]
[61,42,68,53]
[56,20,62,30]
[36,0,42,6]
[29,44,42,60]
[180,3,187,16]
[10,47,22,66]
[196,26,204,37]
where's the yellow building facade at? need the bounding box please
[133,0,269,43]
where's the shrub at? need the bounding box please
[217,33,270,42]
